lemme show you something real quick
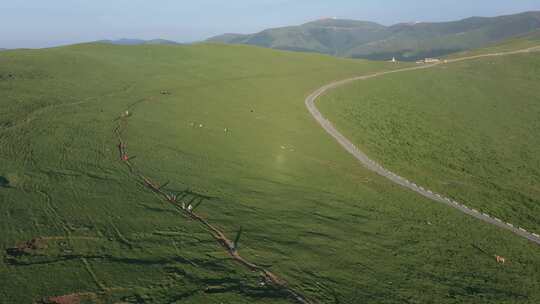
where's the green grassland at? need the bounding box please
[1,42,540,304]
[319,43,540,236]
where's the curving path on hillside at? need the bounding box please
[305,46,540,246]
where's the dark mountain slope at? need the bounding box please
[208,11,540,60]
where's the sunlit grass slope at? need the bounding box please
[1,42,539,304]
[319,39,540,234]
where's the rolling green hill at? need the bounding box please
[208,11,540,60]
[318,32,540,239]
[1,41,540,304]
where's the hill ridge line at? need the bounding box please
[305,46,540,246]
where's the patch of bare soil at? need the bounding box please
[39,292,97,304]
[6,238,48,256]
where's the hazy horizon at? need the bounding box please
[1,0,540,49]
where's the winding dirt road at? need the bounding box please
[305,46,540,246]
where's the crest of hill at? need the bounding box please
[207,11,540,60]
[302,18,386,30]
[97,38,180,45]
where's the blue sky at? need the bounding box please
[1,0,540,48]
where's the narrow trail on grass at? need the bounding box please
[114,111,314,304]
[306,46,540,246]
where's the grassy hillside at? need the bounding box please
[449,29,540,57]
[1,43,540,304]
[208,11,540,61]
[319,40,540,236]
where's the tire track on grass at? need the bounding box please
[305,46,540,246]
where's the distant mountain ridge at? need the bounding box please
[97,38,180,46]
[208,11,540,60]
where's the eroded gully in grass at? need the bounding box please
[306,46,540,246]
[114,107,315,304]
